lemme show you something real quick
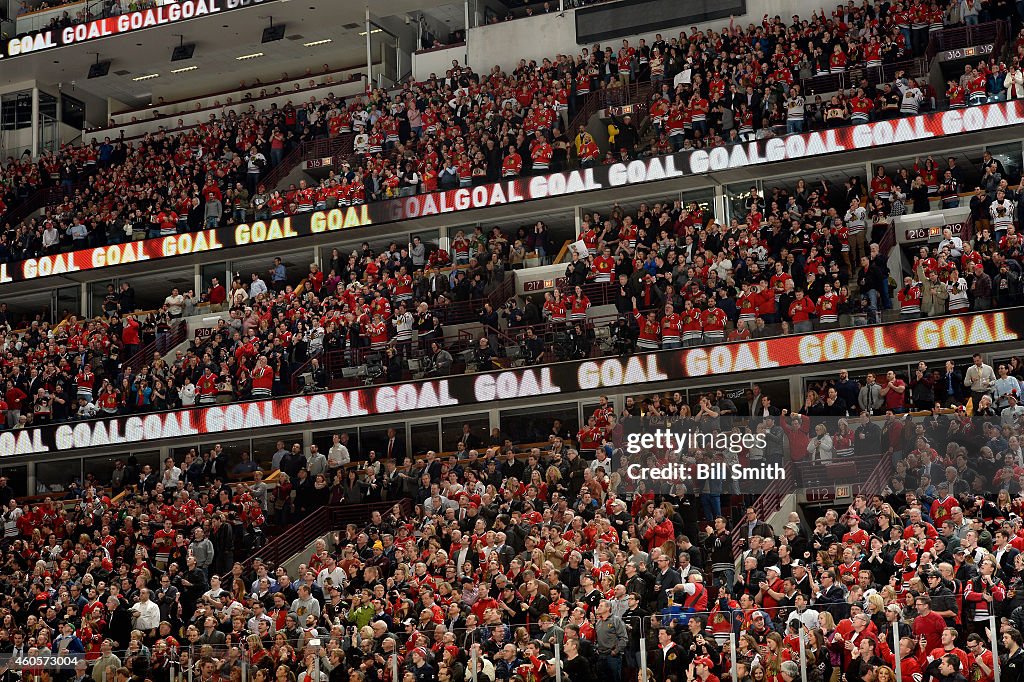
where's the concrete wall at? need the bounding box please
[413,43,467,82]
[466,0,831,73]
[468,12,575,73]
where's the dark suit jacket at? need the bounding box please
[383,435,406,460]
[212,523,234,555]
[429,275,449,295]
[997,547,1020,581]
[106,606,133,648]
[459,432,483,449]
[139,473,159,493]
[738,520,774,544]
[198,630,227,647]
[817,584,849,621]
[493,544,515,569]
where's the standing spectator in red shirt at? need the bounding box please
[880,370,907,413]
[121,314,141,360]
[196,368,218,406]
[208,277,227,313]
[913,593,947,654]
[780,410,810,462]
[4,381,26,429]
[640,507,675,550]
[789,290,816,333]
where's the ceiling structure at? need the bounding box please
[0,0,458,109]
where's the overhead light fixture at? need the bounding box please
[304,38,332,47]
[236,52,264,60]
[358,28,383,36]
[132,73,160,81]
[171,65,199,73]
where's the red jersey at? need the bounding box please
[661,314,681,343]
[789,297,816,323]
[634,311,661,349]
[545,299,567,322]
[592,255,614,282]
[701,307,726,335]
[531,143,553,171]
[502,152,522,177]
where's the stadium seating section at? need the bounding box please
[1,3,1024,682]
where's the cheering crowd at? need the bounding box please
[1,0,1016,270]
[11,345,1024,682]
[1,139,1023,428]
[10,3,1024,682]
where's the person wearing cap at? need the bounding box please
[441,645,464,681]
[1002,391,1024,426]
[782,557,806,593]
[879,604,913,656]
[782,523,807,561]
[758,566,785,612]
[537,614,564,653]
[690,655,719,682]
[410,646,436,682]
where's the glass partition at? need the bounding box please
[500,404,579,445]
[37,458,82,494]
[441,413,489,453]
[408,420,441,457]
[253,433,304,471]
[0,465,28,498]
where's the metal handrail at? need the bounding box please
[241,499,408,569]
[1,185,48,227]
[926,19,1006,60]
[800,56,927,97]
[730,462,796,555]
[122,319,188,372]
